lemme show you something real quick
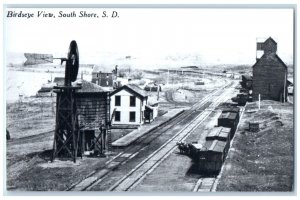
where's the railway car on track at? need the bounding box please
[177,106,241,175]
[189,139,229,174]
[218,112,239,138]
[240,75,253,90]
[221,106,240,119]
[206,126,231,143]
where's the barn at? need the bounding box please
[252,37,288,102]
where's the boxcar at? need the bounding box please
[221,106,240,121]
[189,140,229,174]
[241,75,253,90]
[218,112,239,138]
[206,126,231,143]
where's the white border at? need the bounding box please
[1,0,299,199]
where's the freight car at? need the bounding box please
[189,138,229,174]
[240,75,253,90]
[186,126,231,174]
[206,126,231,143]
[218,112,239,138]
[177,106,241,175]
[221,106,240,121]
[231,93,252,106]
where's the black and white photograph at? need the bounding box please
[3,2,296,195]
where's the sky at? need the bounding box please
[4,8,294,67]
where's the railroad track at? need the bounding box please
[193,178,217,192]
[68,80,237,191]
[108,81,236,191]
[193,100,246,193]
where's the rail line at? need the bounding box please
[68,80,236,191]
[107,81,236,191]
[193,102,245,193]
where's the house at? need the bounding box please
[144,83,162,92]
[252,37,288,102]
[91,65,117,88]
[110,84,148,125]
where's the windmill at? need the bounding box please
[25,40,81,162]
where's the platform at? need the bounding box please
[112,109,184,147]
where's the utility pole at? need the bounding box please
[258,94,261,110]
[283,70,287,102]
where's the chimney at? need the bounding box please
[115,65,118,77]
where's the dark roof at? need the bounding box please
[92,65,114,74]
[219,112,238,120]
[221,107,240,114]
[206,127,230,141]
[242,75,252,81]
[53,77,107,93]
[203,140,227,153]
[53,77,65,85]
[265,37,277,45]
[145,105,153,111]
[110,84,148,99]
[252,53,287,69]
[76,80,108,93]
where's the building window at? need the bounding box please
[115,96,121,106]
[106,81,109,86]
[129,112,136,122]
[130,96,136,107]
[115,111,121,122]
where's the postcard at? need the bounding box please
[4,4,295,194]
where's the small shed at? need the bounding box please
[144,104,158,123]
